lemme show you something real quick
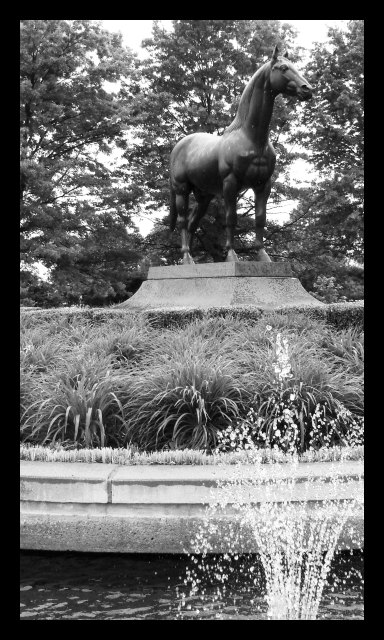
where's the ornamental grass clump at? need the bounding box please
[20,357,127,447]
[122,357,245,451]
[320,327,364,376]
[20,329,70,373]
[58,315,159,369]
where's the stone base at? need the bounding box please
[118,262,324,311]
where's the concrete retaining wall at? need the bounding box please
[20,460,364,554]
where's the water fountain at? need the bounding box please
[178,460,364,620]
[20,321,363,620]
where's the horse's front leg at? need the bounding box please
[223,175,240,262]
[254,180,272,262]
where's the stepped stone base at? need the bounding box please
[118,262,324,311]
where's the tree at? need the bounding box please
[299,20,363,176]
[20,19,143,305]
[273,20,364,297]
[124,19,300,262]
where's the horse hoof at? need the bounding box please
[225,249,240,263]
[256,249,272,262]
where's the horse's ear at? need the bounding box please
[271,45,279,62]
[284,51,289,59]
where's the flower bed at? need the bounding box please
[20,307,364,454]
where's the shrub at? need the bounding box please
[20,301,364,331]
[309,275,347,303]
[324,301,364,330]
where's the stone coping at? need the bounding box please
[20,460,364,553]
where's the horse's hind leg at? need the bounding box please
[175,190,195,264]
[188,192,213,255]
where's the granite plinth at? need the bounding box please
[118,261,324,311]
[148,262,293,279]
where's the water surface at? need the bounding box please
[20,550,363,620]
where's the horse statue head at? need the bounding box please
[269,45,313,101]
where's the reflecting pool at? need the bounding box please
[20,550,363,620]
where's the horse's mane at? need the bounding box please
[223,61,270,136]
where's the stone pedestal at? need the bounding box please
[118,262,324,310]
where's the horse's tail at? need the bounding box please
[169,181,178,232]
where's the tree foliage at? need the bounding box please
[272,20,364,297]
[20,19,143,305]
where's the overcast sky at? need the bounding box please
[101,19,348,55]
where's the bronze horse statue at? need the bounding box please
[169,46,313,263]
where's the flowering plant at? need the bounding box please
[213,328,364,454]
[213,416,259,453]
[272,331,293,385]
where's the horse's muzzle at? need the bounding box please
[298,85,313,101]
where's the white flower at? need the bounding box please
[273,333,293,383]
[266,325,272,331]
